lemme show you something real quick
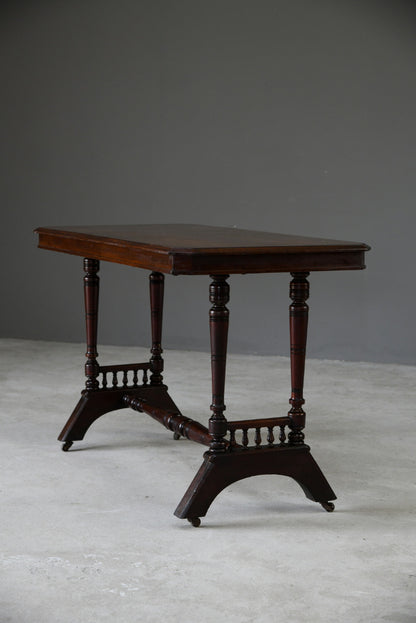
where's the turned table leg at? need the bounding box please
[59,258,100,451]
[288,272,309,445]
[149,272,164,386]
[59,263,181,450]
[175,275,230,525]
[287,272,336,511]
[175,272,336,524]
[84,258,100,391]
[208,275,230,454]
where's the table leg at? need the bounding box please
[288,272,309,445]
[58,262,181,450]
[149,271,181,441]
[83,258,100,390]
[175,272,336,525]
[208,275,230,453]
[175,275,230,525]
[149,272,164,386]
[59,258,106,449]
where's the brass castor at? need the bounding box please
[173,432,181,440]
[321,501,335,512]
[187,517,201,527]
[62,441,73,452]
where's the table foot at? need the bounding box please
[321,501,335,512]
[174,445,336,522]
[58,384,182,446]
[61,441,73,452]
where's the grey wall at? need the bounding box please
[1,0,415,363]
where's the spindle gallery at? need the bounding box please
[35,224,370,526]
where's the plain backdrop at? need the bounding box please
[1,0,415,364]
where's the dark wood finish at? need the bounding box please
[58,385,182,447]
[288,272,309,445]
[227,416,290,448]
[227,416,290,431]
[97,362,150,388]
[123,395,212,446]
[174,445,336,521]
[208,275,230,454]
[149,271,164,386]
[57,257,181,450]
[83,259,100,390]
[35,224,370,275]
[34,223,370,525]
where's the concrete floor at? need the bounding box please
[1,338,415,623]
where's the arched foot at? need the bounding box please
[321,501,335,512]
[62,441,73,452]
[173,432,181,440]
[187,517,201,527]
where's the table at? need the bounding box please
[35,224,370,526]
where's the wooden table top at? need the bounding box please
[35,224,370,274]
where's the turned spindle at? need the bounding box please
[149,272,164,385]
[83,258,100,390]
[208,275,230,453]
[288,272,309,445]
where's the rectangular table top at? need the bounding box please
[35,224,370,275]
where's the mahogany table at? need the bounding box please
[35,224,370,526]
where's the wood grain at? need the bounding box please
[35,224,370,274]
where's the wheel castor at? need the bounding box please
[62,441,73,452]
[187,517,201,527]
[321,501,335,512]
[173,432,181,440]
